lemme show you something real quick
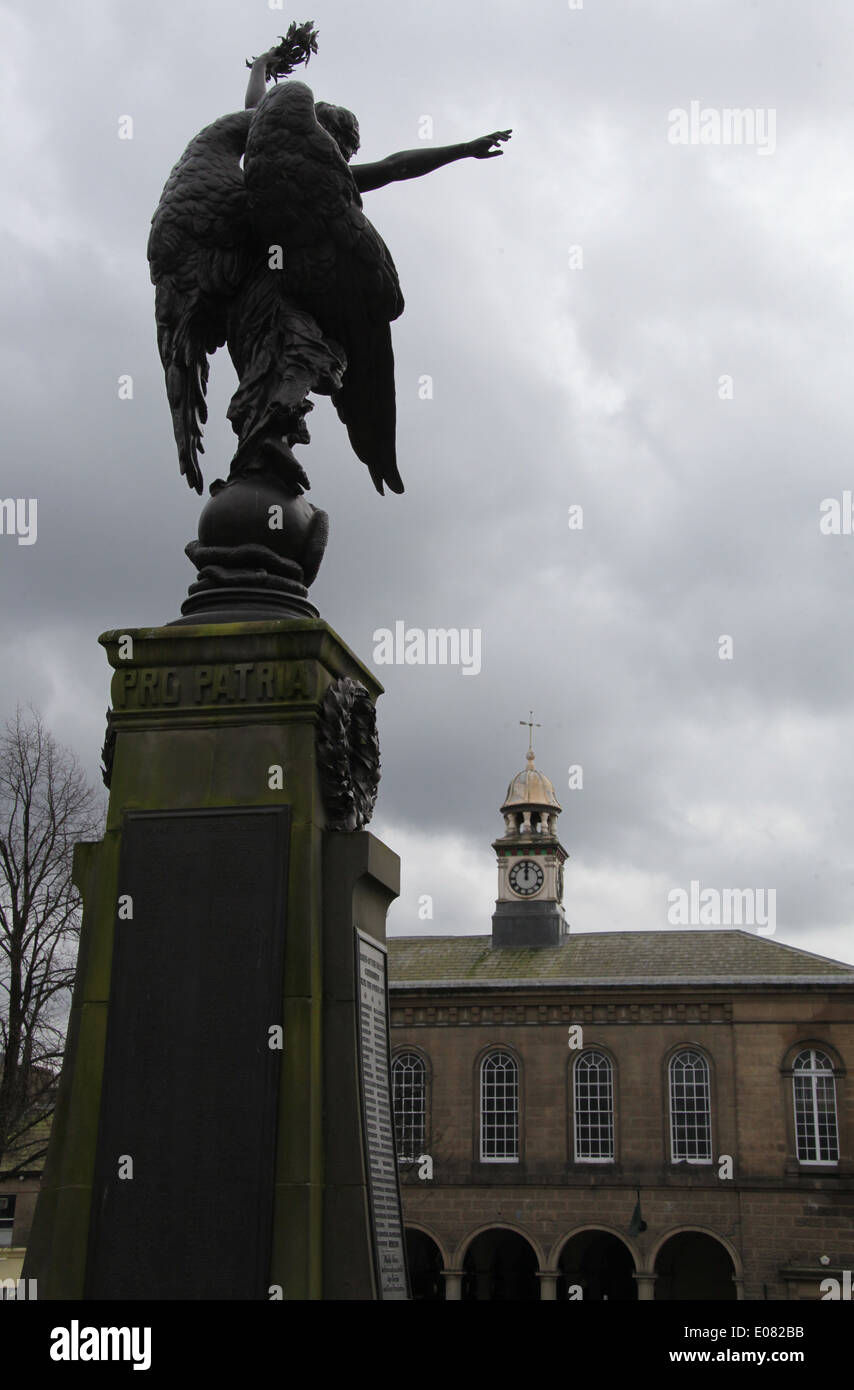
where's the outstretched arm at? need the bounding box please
[353,130,512,193]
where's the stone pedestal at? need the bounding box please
[24,618,407,1300]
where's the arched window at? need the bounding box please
[793,1049,839,1164]
[392,1052,427,1161]
[480,1051,519,1162]
[573,1050,614,1162]
[669,1049,712,1162]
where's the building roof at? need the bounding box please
[387,930,854,989]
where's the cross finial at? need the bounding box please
[520,710,541,753]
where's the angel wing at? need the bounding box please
[243,80,405,494]
[147,111,254,493]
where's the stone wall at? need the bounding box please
[390,983,854,1299]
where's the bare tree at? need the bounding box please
[0,707,103,1176]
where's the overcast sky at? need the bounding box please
[3,0,854,962]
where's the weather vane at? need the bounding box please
[520,711,541,753]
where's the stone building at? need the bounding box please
[0,1087,49,1286]
[387,744,854,1301]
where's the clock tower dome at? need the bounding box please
[491,724,569,948]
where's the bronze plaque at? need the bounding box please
[356,930,409,1299]
[86,807,289,1299]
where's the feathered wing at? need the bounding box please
[243,80,405,494]
[147,111,254,492]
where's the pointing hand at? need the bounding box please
[468,130,513,159]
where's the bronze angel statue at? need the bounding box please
[148,22,511,503]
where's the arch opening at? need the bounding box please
[462,1228,538,1301]
[557,1229,637,1301]
[654,1231,736,1301]
[405,1228,445,1301]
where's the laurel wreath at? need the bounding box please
[316,677,380,831]
[246,21,320,79]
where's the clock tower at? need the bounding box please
[491,729,569,948]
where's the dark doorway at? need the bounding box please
[655,1231,737,1300]
[405,1229,445,1300]
[462,1228,539,1301]
[557,1229,637,1300]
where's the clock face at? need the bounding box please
[508,859,544,897]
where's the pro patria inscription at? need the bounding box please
[111,660,313,710]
